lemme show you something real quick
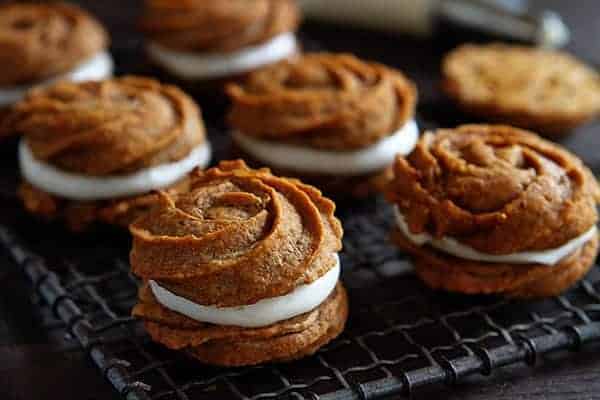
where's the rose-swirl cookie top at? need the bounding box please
[227,53,417,150]
[442,44,600,129]
[4,76,206,176]
[140,0,300,53]
[387,125,600,254]
[130,160,343,307]
[0,2,109,85]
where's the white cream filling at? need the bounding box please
[394,206,597,266]
[147,32,298,80]
[0,51,114,107]
[19,140,211,201]
[149,255,341,328]
[233,119,419,176]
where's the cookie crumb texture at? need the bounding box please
[0,2,109,85]
[140,0,300,53]
[131,160,347,366]
[443,44,600,136]
[6,76,206,231]
[387,124,600,298]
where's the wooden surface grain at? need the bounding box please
[2,1,600,400]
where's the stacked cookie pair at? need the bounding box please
[130,160,348,366]
[141,0,301,82]
[0,2,113,128]
[6,77,211,231]
[386,125,600,298]
[227,53,418,196]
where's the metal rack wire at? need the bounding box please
[1,194,600,400]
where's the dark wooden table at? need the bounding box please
[2,1,600,399]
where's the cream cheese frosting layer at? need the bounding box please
[147,33,298,80]
[19,140,211,201]
[233,119,419,176]
[0,51,114,107]
[149,255,341,328]
[394,206,597,266]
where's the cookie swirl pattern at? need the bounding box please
[0,2,109,85]
[387,125,600,297]
[131,159,343,306]
[141,0,300,52]
[131,160,347,366]
[228,53,417,150]
[8,76,206,175]
[5,76,210,231]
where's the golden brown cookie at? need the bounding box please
[227,52,418,196]
[140,0,301,82]
[141,0,300,53]
[442,44,600,137]
[131,160,347,366]
[0,2,109,85]
[4,76,210,231]
[386,124,600,298]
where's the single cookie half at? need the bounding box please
[4,76,211,231]
[140,0,300,81]
[227,52,418,196]
[386,124,600,298]
[131,160,347,366]
[0,2,113,121]
[442,44,600,137]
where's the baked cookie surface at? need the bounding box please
[131,160,347,366]
[386,124,600,298]
[227,53,418,196]
[5,76,210,231]
[442,44,600,136]
[228,53,416,150]
[0,2,109,85]
[141,0,299,53]
[141,0,301,81]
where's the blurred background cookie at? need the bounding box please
[131,160,348,366]
[3,76,211,231]
[442,44,600,138]
[0,1,113,132]
[140,0,300,83]
[227,52,418,197]
[386,124,600,298]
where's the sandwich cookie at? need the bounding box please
[0,2,113,134]
[4,76,211,231]
[131,160,348,366]
[386,125,600,298]
[140,0,300,81]
[227,53,418,196]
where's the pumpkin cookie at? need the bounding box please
[4,76,211,231]
[227,53,418,197]
[442,44,600,137]
[0,2,112,132]
[140,0,300,81]
[131,160,348,366]
[386,124,600,298]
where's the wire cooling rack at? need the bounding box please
[1,183,600,400]
[1,7,600,398]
